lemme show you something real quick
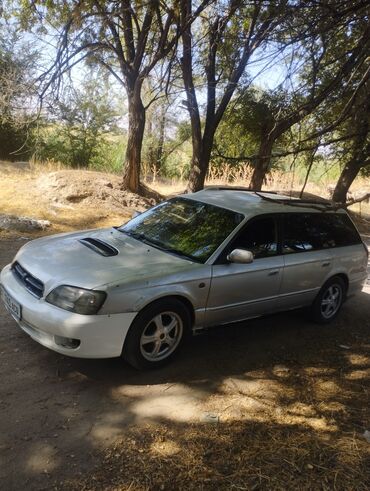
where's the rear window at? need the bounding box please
[283,213,361,253]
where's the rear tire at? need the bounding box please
[310,276,346,324]
[122,298,191,369]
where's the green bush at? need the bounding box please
[89,138,126,173]
[33,124,126,172]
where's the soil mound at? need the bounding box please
[37,170,157,213]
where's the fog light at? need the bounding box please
[54,335,80,349]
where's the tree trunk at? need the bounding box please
[333,96,369,203]
[122,85,145,193]
[332,160,361,203]
[250,137,274,190]
[187,136,213,192]
[155,106,166,174]
[300,146,318,198]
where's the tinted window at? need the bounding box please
[323,214,361,246]
[120,198,244,263]
[283,213,360,253]
[229,216,278,259]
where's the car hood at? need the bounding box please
[14,228,201,294]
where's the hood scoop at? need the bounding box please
[79,237,119,257]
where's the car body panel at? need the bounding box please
[331,244,368,296]
[279,250,334,309]
[14,228,203,293]
[184,189,349,217]
[0,264,137,358]
[206,255,284,326]
[101,265,211,322]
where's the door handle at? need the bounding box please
[322,262,331,267]
[268,270,279,276]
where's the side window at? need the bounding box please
[283,213,318,254]
[283,213,361,254]
[230,216,278,259]
[320,214,361,246]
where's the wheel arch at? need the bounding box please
[138,294,195,327]
[335,273,349,292]
[327,272,349,294]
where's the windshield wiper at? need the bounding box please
[148,241,200,262]
[118,230,200,262]
[117,229,144,240]
[120,230,154,245]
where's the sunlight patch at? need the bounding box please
[345,369,370,380]
[346,353,370,366]
[26,443,59,473]
[313,379,341,398]
[150,439,181,456]
[131,395,199,422]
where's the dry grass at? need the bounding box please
[0,161,155,238]
[1,160,369,239]
[0,174,121,237]
[62,421,370,491]
[60,334,370,490]
[150,164,370,215]
[150,168,370,234]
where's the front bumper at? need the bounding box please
[0,264,137,358]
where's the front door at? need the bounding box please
[205,215,283,326]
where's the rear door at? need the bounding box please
[205,215,283,326]
[279,213,335,310]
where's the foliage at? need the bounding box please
[0,31,37,159]
[180,0,290,191]
[34,75,121,168]
[1,1,369,199]
[10,0,207,192]
[213,88,289,166]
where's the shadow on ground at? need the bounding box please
[0,239,369,489]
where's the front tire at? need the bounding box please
[310,276,346,324]
[122,298,191,369]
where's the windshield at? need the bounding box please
[119,197,244,263]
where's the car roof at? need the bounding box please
[181,187,345,217]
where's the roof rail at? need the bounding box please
[202,186,339,212]
[204,186,278,194]
[253,191,336,212]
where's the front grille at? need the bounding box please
[11,262,44,298]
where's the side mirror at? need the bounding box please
[227,249,254,264]
[132,210,141,219]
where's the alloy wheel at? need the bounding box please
[140,311,183,362]
[320,284,343,319]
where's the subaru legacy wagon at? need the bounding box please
[0,189,368,369]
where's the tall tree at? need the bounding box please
[180,0,287,192]
[17,0,209,194]
[248,0,370,189]
[0,31,37,158]
[332,82,370,203]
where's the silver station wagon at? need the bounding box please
[0,189,368,369]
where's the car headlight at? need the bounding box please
[46,285,106,315]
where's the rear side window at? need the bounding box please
[283,213,361,253]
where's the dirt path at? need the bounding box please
[0,238,369,490]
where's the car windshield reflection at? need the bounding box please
[119,197,244,263]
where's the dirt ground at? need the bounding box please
[0,162,370,489]
[0,236,369,490]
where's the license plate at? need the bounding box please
[0,286,22,320]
